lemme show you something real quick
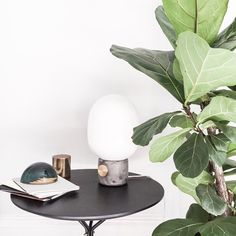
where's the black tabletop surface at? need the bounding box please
[11,169,164,221]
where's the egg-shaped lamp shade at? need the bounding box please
[20,162,58,185]
[87,94,139,161]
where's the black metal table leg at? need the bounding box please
[79,220,105,236]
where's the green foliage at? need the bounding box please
[199,217,236,236]
[155,6,177,48]
[149,128,191,162]
[175,32,236,105]
[174,133,209,178]
[172,59,183,83]
[111,0,236,234]
[172,171,213,202]
[186,204,209,223]
[169,114,194,129]
[162,0,228,44]
[213,18,236,51]
[227,144,236,157]
[152,218,202,236]
[211,134,230,152]
[196,184,227,216]
[206,137,227,166]
[221,126,236,143]
[212,90,236,100]
[223,159,236,171]
[197,97,236,124]
[132,112,180,146]
[110,46,185,103]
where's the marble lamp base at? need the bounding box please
[97,158,128,186]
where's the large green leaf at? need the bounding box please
[173,59,183,83]
[230,85,236,91]
[221,126,236,143]
[199,217,236,236]
[152,219,202,236]
[174,133,209,178]
[163,0,228,45]
[175,32,236,105]
[149,128,191,162]
[211,134,230,152]
[197,97,236,124]
[206,137,227,166]
[132,112,180,146]
[186,204,209,223]
[155,6,177,48]
[169,114,194,129]
[110,46,185,103]
[223,159,236,171]
[227,143,236,157]
[213,18,236,51]
[196,184,227,216]
[172,171,213,202]
[212,89,236,100]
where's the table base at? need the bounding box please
[79,220,105,236]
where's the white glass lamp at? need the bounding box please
[87,94,139,186]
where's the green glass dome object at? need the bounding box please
[20,162,58,185]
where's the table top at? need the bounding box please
[11,169,164,221]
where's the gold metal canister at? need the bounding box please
[52,154,71,178]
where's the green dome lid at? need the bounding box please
[20,162,58,185]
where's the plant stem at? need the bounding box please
[208,127,232,216]
[183,105,196,125]
[212,162,232,216]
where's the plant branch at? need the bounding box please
[208,128,232,216]
[183,105,203,133]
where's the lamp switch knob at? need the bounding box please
[98,165,108,177]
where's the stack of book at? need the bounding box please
[0,176,80,201]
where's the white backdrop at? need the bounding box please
[0,0,235,235]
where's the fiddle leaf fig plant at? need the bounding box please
[111,0,236,235]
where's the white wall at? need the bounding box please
[0,0,235,235]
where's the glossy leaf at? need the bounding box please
[163,0,228,44]
[169,114,194,129]
[213,18,236,51]
[227,143,236,157]
[224,169,236,176]
[173,59,183,83]
[132,112,180,146]
[230,85,236,91]
[110,45,185,103]
[171,171,179,186]
[174,133,209,178]
[197,97,236,124]
[211,134,230,152]
[155,6,177,48]
[173,171,213,202]
[150,128,191,162]
[223,159,236,171]
[152,218,202,236]
[199,217,236,236]
[196,184,227,216]
[186,204,209,223]
[212,90,236,100]
[206,137,227,166]
[221,126,236,143]
[175,32,236,105]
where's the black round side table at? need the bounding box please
[11,169,164,236]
